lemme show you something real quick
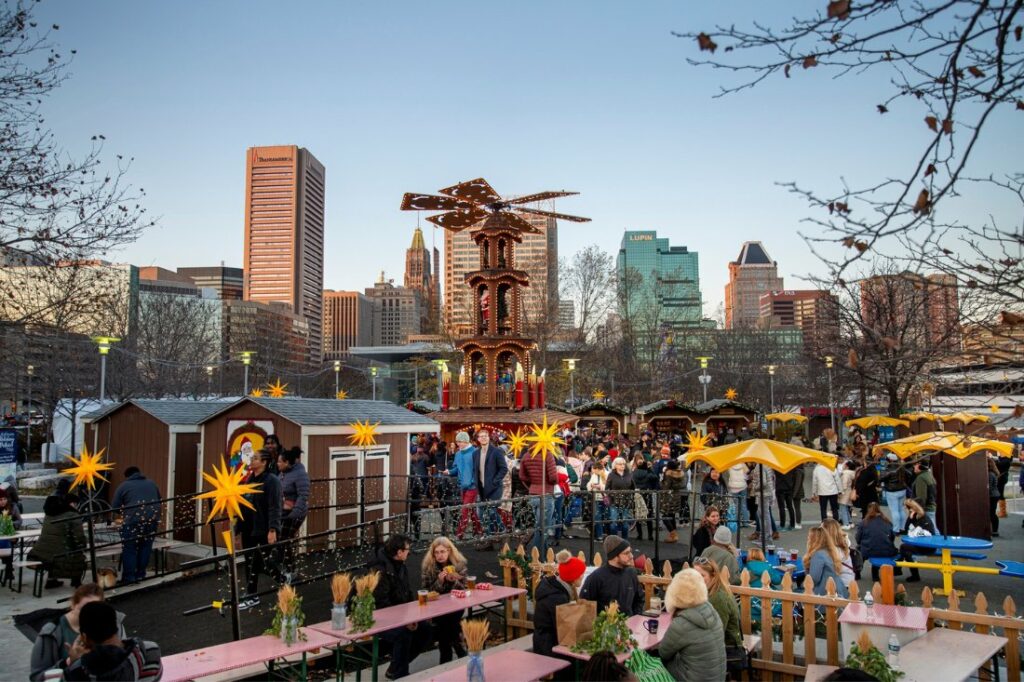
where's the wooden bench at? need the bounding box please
[404,635,534,682]
[13,559,44,597]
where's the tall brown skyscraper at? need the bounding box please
[323,289,373,359]
[725,241,784,329]
[404,226,438,331]
[243,145,325,364]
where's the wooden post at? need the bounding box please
[780,571,794,681]
[879,563,895,605]
[802,576,817,667]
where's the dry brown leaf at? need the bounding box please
[1013,404,1024,419]
[836,202,849,213]
[881,337,900,350]
[925,163,937,176]
[1016,25,1022,41]
[877,104,888,114]
[842,236,856,248]
[912,189,931,215]
[925,116,938,131]
[828,0,851,20]
[1000,311,1024,326]
[830,33,842,44]
[1017,100,1024,110]
[942,118,953,134]
[966,280,978,288]
[968,66,985,78]
[785,63,792,78]
[803,55,818,69]
[854,240,869,253]
[847,349,858,368]
[697,33,717,53]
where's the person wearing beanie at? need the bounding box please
[659,568,726,682]
[533,549,587,659]
[579,535,643,616]
[699,525,741,584]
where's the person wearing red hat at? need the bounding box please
[533,550,587,659]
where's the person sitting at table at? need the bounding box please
[533,549,587,660]
[804,527,849,597]
[690,505,720,559]
[742,547,783,588]
[30,583,126,681]
[821,518,858,587]
[420,537,467,664]
[61,600,162,680]
[660,568,727,682]
[898,498,937,583]
[29,478,86,590]
[0,485,22,581]
[699,526,740,584]
[580,535,643,616]
[692,555,742,675]
[368,533,432,680]
[855,502,899,582]
[580,651,634,682]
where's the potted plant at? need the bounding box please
[845,632,904,682]
[0,512,15,538]
[350,571,380,633]
[571,601,637,655]
[265,584,306,645]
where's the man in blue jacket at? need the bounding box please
[111,466,161,585]
[446,431,483,539]
[473,428,508,548]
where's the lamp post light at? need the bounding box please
[824,356,836,432]
[206,365,214,397]
[432,359,448,405]
[333,360,341,396]
[766,364,777,413]
[26,364,34,463]
[370,366,378,400]
[563,358,579,408]
[696,356,712,403]
[92,336,121,403]
[239,351,254,395]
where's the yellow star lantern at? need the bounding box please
[196,458,261,523]
[687,431,713,452]
[592,389,606,401]
[506,429,529,458]
[336,389,348,400]
[64,445,115,492]
[250,388,264,397]
[725,388,738,400]
[348,420,380,447]
[525,415,565,460]
[267,379,288,398]
[990,404,999,413]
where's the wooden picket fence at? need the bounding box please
[498,543,1022,681]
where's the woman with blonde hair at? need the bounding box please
[898,498,937,582]
[821,518,857,588]
[742,547,783,589]
[692,556,742,649]
[421,537,468,663]
[803,527,848,597]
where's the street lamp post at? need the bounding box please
[333,360,341,396]
[432,359,447,405]
[26,364,34,463]
[766,364,777,412]
[563,358,579,408]
[696,356,712,403]
[370,367,378,400]
[206,365,214,397]
[92,336,121,403]
[824,356,836,433]
[239,351,254,395]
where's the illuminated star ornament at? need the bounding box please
[687,431,713,452]
[348,420,380,447]
[250,388,264,398]
[990,404,999,413]
[64,446,115,491]
[267,379,289,398]
[592,389,606,401]
[724,388,738,401]
[196,458,262,523]
[525,415,565,460]
[336,389,348,400]
[506,429,529,458]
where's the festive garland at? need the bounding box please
[571,602,637,655]
[498,550,533,590]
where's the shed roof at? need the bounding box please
[569,401,631,416]
[85,399,234,425]
[201,397,439,427]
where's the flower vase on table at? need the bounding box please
[461,618,490,682]
[350,571,379,633]
[264,585,307,646]
[466,652,484,682]
[0,512,15,538]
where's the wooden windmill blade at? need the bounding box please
[438,178,502,205]
[400,193,477,212]
[513,206,592,222]
[425,208,489,230]
[503,190,579,205]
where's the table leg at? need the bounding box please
[301,652,307,679]
[371,636,379,682]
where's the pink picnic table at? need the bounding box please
[425,649,570,682]
[160,629,338,682]
[552,611,673,665]
[306,585,527,682]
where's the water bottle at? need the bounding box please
[863,591,874,620]
[888,633,901,669]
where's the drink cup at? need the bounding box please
[643,618,659,635]
[418,590,428,606]
[467,575,477,590]
[767,545,776,557]
[650,596,663,612]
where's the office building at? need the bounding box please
[323,289,373,359]
[243,145,325,365]
[404,226,439,332]
[222,299,311,376]
[177,266,244,300]
[559,300,575,330]
[725,241,784,329]
[365,272,423,346]
[758,289,838,352]
[445,211,557,336]
[861,272,961,354]
[616,230,702,329]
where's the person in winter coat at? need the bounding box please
[821,518,857,589]
[691,505,720,559]
[29,479,86,589]
[0,486,22,581]
[236,449,283,607]
[726,462,749,526]
[880,454,910,534]
[369,534,432,679]
[742,547,783,589]
[110,467,161,585]
[775,468,797,531]
[987,458,1002,537]
[421,537,468,663]
[912,460,938,528]
[604,458,634,539]
[898,498,938,582]
[61,601,162,681]
[811,461,841,522]
[856,502,899,581]
[699,526,740,584]
[579,535,643,616]
[837,460,857,528]
[519,437,559,553]
[30,583,126,681]
[853,459,880,518]
[448,431,484,539]
[631,459,658,540]
[533,550,586,661]
[693,556,743,677]
[659,568,727,682]
[749,466,779,542]
[660,460,685,543]
[277,447,310,575]
[699,469,727,510]
[804,527,849,597]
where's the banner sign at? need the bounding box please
[0,428,19,487]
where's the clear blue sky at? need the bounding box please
[35,1,1020,316]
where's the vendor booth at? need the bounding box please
[635,399,700,439]
[568,401,629,437]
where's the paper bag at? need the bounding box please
[556,599,597,647]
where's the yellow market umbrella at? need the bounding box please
[765,412,808,423]
[873,431,1013,460]
[902,412,938,421]
[687,439,838,555]
[846,415,910,429]
[940,412,991,425]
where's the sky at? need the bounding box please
[32,1,1021,317]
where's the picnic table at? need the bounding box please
[423,649,569,682]
[306,585,526,682]
[897,534,997,596]
[552,611,672,679]
[160,629,338,682]
[739,549,806,583]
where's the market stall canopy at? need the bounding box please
[765,412,808,423]
[902,412,938,422]
[873,431,1014,460]
[687,438,837,474]
[845,415,910,429]
[940,412,991,425]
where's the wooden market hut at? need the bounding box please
[635,399,701,438]
[198,397,438,544]
[569,401,630,436]
[83,399,230,542]
[692,398,760,437]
